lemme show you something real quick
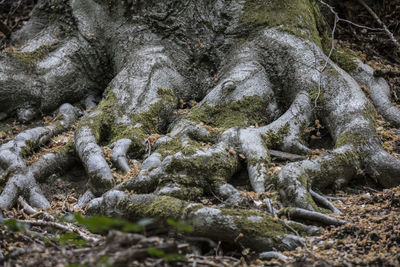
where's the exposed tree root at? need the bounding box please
[111,139,132,173]
[2,0,400,254]
[351,59,400,127]
[87,190,309,252]
[0,104,79,209]
[310,189,342,214]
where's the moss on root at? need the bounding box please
[186,95,269,130]
[144,196,187,219]
[156,138,201,158]
[77,88,178,157]
[241,0,324,47]
[7,44,54,67]
[19,140,35,158]
[164,152,238,189]
[0,171,12,192]
[309,86,325,106]
[262,123,290,148]
[330,48,359,73]
[120,196,188,220]
[335,132,367,148]
[222,209,288,241]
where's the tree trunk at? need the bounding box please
[1,0,399,252]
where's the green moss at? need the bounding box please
[362,101,378,130]
[129,88,177,134]
[330,49,358,73]
[164,152,237,189]
[76,88,177,157]
[164,186,204,201]
[306,191,320,211]
[59,142,76,157]
[187,95,269,130]
[222,209,287,240]
[297,120,309,145]
[157,88,176,103]
[144,196,186,219]
[120,196,187,220]
[335,132,367,148]
[241,0,324,47]
[309,86,324,106]
[262,123,290,149]
[156,138,201,158]
[8,44,53,67]
[20,140,35,158]
[0,171,12,192]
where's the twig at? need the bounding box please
[374,68,400,77]
[16,197,102,243]
[269,150,308,161]
[4,218,102,243]
[357,0,400,56]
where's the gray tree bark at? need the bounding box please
[1,0,399,252]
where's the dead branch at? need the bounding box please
[357,0,400,56]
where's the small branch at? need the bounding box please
[4,218,102,243]
[357,0,400,56]
[269,150,308,162]
[0,20,11,38]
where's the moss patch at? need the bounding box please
[262,123,290,149]
[330,48,359,73]
[8,44,54,67]
[187,95,269,130]
[241,0,324,47]
[222,209,288,240]
[336,132,367,148]
[156,138,201,158]
[144,196,186,219]
[77,88,178,157]
[309,86,325,106]
[164,152,238,189]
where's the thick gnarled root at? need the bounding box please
[87,190,312,252]
[0,103,78,172]
[351,59,400,127]
[0,142,77,209]
[0,104,79,209]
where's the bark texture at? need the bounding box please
[1,0,400,252]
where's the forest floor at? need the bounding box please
[1,1,400,266]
